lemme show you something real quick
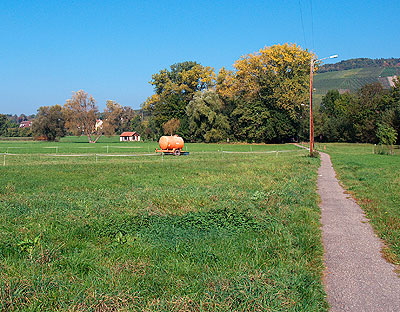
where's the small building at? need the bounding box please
[95,119,103,131]
[19,121,32,128]
[120,131,140,142]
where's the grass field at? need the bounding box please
[0,136,299,157]
[316,143,400,268]
[0,139,328,311]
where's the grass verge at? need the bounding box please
[319,143,400,267]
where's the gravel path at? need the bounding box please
[318,152,400,311]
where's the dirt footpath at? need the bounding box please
[318,152,400,311]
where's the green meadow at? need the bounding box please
[318,143,400,267]
[0,136,298,156]
[0,138,328,311]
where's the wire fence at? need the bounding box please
[0,148,307,166]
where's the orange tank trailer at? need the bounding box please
[155,135,185,155]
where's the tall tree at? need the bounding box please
[102,101,137,135]
[218,43,313,142]
[320,90,340,116]
[0,114,9,136]
[63,90,102,143]
[143,61,216,137]
[186,90,230,142]
[102,100,123,135]
[354,83,390,143]
[316,92,357,142]
[32,105,66,141]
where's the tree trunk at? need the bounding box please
[92,134,102,143]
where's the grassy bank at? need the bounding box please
[0,142,327,311]
[320,143,400,267]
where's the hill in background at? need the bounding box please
[313,58,400,105]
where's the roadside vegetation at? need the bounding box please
[0,141,328,311]
[319,143,400,266]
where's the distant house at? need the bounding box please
[120,131,140,142]
[95,119,103,131]
[19,121,32,128]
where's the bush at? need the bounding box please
[375,123,397,155]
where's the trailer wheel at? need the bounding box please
[174,149,181,156]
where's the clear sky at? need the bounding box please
[1,0,399,115]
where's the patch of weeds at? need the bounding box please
[251,190,266,201]
[96,208,269,242]
[17,235,41,260]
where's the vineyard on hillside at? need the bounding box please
[313,66,399,105]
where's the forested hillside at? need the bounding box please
[319,58,400,73]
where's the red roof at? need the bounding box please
[19,121,32,128]
[120,132,139,137]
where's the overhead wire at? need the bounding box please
[309,0,315,51]
[298,0,308,49]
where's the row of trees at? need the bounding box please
[30,90,149,142]
[143,43,314,143]
[0,114,33,137]
[143,45,400,144]
[3,43,399,144]
[315,80,400,144]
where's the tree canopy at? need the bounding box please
[32,105,65,141]
[316,79,400,144]
[63,90,103,143]
[142,61,216,137]
[186,90,230,142]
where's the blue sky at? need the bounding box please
[1,0,399,115]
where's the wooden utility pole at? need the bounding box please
[308,54,337,156]
[309,57,314,156]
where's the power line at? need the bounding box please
[309,0,315,51]
[298,0,308,49]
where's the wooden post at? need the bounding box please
[309,58,314,157]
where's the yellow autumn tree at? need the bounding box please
[218,43,315,120]
[142,61,216,136]
[215,43,316,143]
